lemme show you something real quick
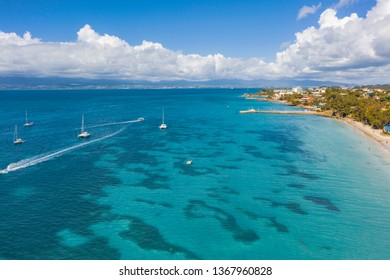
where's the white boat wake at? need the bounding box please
[0,126,128,174]
[89,118,143,128]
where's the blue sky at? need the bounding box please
[0,0,388,84]
[0,0,376,60]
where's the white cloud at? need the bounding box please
[334,0,358,9]
[0,24,267,81]
[297,3,322,20]
[0,30,40,46]
[272,0,390,83]
[77,24,126,47]
[0,0,390,84]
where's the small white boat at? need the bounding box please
[78,114,91,138]
[24,110,34,127]
[138,117,145,121]
[186,160,192,165]
[13,125,24,144]
[159,108,167,129]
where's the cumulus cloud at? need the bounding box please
[297,3,322,20]
[0,30,40,46]
[77,24,126,47]
[0,0,390,84]
[272,0,390,83]
[0,24,267,81]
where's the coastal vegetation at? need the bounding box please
[249,86,390,130]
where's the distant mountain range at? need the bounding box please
[0,76,350,89]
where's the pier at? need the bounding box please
[239,109,318,115]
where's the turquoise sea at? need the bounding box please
[1,88,390,260]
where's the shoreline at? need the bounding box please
[340,118,390,156]
[239,109,318,115]
[243,96,390,156]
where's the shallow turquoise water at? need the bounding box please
[0,88,390,259]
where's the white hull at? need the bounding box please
[24,110,34,127]
[159,108,167,129]
[78,114,90,138]
[13,125,24,144]
[13,138,24,144]
[78,132,91,138]
[24,122,34,127]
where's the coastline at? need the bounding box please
[340,118,390,156]
[243,96,390,156]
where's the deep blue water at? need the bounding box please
[1,88,390,260]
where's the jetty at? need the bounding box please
[239,109,318,115]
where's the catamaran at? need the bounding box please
[13,125,24,144]
[159,107,167,129]
[78,114,91,138]
[24,110,34,127]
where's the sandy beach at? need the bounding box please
[258,98,390,156]
[341,118,390,156]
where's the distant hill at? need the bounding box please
[0,76,350,89]
[354,84,390,90]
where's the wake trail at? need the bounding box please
[0,127,126,174]
[89,119,143,128]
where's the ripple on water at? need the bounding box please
[136,173,171,190]
[304,196,340,212]
[119,216,200,259]
[287,183,306,189]
[57,229,90,247]
[184,200,259,244]
[274,164,320,180]
[249,128,306,155]
[236,208,289,233]
[268,217,289,233]
[12,186,36,199]
[206,186,240,195]
[242,145,272,159]
[254,197,308,215]
[173,160,219,176]
[135,198,173,208]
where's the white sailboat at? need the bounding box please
[159,107,167,129]
[24,110,34,127]
[13,125,24,144]
[78,114,91,138]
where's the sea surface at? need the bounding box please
[1,88,390,260]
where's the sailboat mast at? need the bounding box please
[162,108,165,124]
[14,125,17,141]
[81,114,85,133]
[25,110,28,123]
